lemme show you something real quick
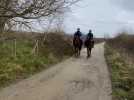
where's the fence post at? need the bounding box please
[31,39,39,56]
[14,39,17,58]
[36,39,39,56]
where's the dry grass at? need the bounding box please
[106,33,134,59]
[105,33,134,100]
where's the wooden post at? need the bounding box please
[14,39,17,58]
[12,40,14,57]
[31,39,39,56]
[36,39,39,56]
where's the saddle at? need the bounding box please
[85,38,94,48]
[73,36,82,45]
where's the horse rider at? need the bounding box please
[86,29,94,47]
[73,28,83,50]
[74,28,82,39]
[87,29,93,40]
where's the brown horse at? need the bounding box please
[84,38,94,58]
[73,36,83,57]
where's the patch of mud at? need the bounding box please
[68,78,93,94]
[83,64,99,74]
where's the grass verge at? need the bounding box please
[105,44,134,100]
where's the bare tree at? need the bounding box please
[0,0,80,33]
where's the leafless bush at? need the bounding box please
[107,33,134,56]
[0,0,80,32]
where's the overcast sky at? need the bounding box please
[64,0,134,37]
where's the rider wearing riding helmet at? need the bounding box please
[74,28,82,38]
[86,29,94,48]
[87,29,93,40]
[73,28,83,49]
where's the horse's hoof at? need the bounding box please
[87,55,91,59]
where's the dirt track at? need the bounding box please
[0,43,112,100]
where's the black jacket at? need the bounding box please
[87,32,93,39]
[74,31,82,37]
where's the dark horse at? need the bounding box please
[73,36,83,57]
[84,38,94,58]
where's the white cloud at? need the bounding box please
[111,0,134,12]
[64,0,134,37]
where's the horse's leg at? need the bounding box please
[90,48,92,56]
[74,47,77,57]
[76,48,78,57]
[76,47,78,57]
[75,47,77,57]
[78,48,80,56]
[79,44,82,56]
[87,47,92,58]
[89,48,91,57]
[87,48,89,58]
[77,48,79,57]
[79,50,81,56]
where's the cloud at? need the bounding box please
[64,0,134,37]
[112,0,134,11]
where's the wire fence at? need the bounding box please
[0,37,40,58]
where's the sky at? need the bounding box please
[64,0,134,37]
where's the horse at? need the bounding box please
[84,38,94,58]
[73,36,83,57]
